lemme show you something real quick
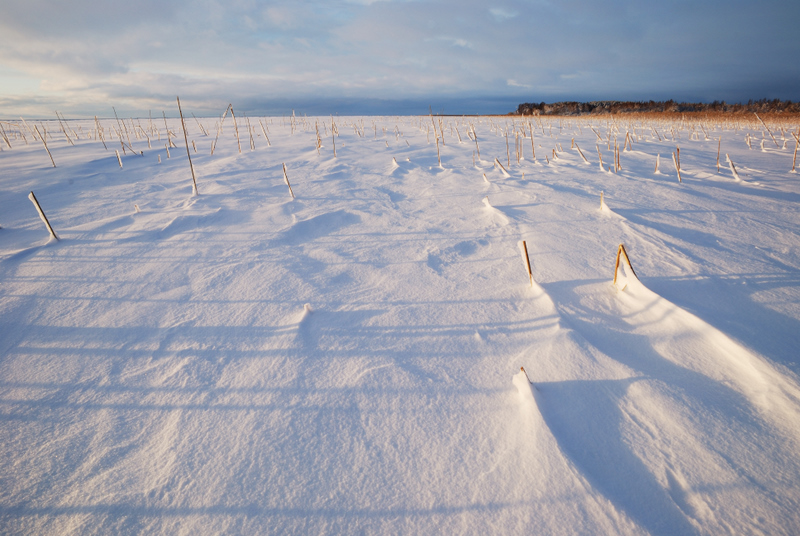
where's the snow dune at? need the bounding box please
[1,114,799,534]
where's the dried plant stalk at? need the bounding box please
[754,113,780,148]
[245,115,255,151]
[28,191,59,240]
[0,122,11,149]
[521,240,533,286]
[520,366,532,384]
[494,157,510,175]
[282,163,296,199]
[211,105,231,155]
[726,154,741,180]
[35,125,56,167]
[229,104,242,154]
[575,142,589,163]
[506,130,510,168]
[613,244,637,285]
[529,123,536,161]
[176,96,198,195]
[259,119,271,146]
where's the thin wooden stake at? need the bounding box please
[115,149,123,168]
[28,191,58,240]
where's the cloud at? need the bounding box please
[507,79,531,89]
[0,0,798,116]
[489,7,517,21]
[435,37,474,49]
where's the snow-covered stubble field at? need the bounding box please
[1,111,800,535]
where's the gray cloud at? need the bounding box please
[1,0,798,117]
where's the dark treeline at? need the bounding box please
[515,99,800,116]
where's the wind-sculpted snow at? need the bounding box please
[1,114,800,534]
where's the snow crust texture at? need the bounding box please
[1,114,800,535]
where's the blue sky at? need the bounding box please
[1,0,798,117]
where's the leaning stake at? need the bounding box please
[521,240,533,286]
[176,96,198,195]
[520,366,532,384]
[282,163,296,199]
[28,191,59,241]
[613,244,637,286]
[34,125,56,167]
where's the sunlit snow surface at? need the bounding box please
[1,115,800,534]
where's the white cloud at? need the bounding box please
[433,37,474,49]
[489,8,518,21]
[507,79,531,89]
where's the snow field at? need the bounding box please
[1,113,800,534]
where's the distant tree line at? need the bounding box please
[515,99,800,116]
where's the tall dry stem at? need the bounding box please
[177,96,198,195]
